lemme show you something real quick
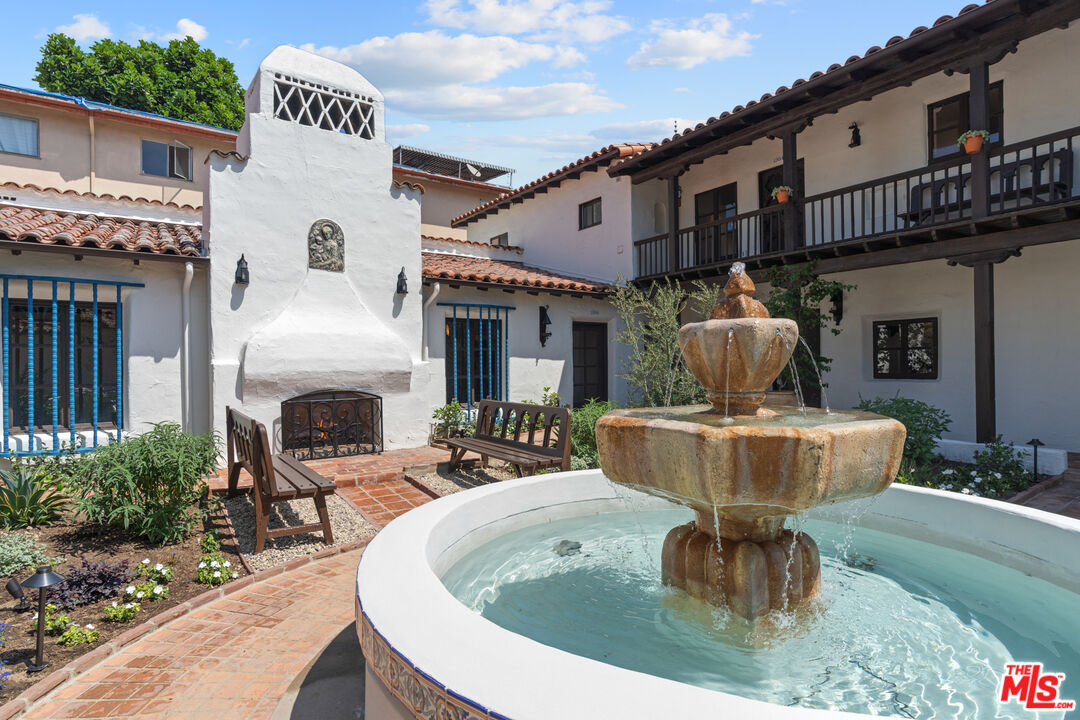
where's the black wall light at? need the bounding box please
[539,306,553,347]
[829,290,844,325]
[396,267,408,295]
[848,122,861,148]
[235,255,250,285]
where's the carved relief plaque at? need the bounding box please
[308,219,345,272]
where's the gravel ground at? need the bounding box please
[417,464,515,495]
[225,492,377,571]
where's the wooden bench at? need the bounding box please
[226,406,336,553]
[445,399,571,478]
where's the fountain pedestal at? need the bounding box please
[596,264,905,620]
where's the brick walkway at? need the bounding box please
[1011,453,1080,521]
[13,549,365,720]
[339,481,435,528]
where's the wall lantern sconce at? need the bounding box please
[235,255,250,285]
[829,290,844,325]
[1026,438,1045,482]
[396,267,408,295]
[539,306,553,347]
[848,122,861,148]
[22,566,65,673]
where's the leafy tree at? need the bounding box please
[34,34,245,131]
[763,262,855,401]
[611,277,722,407]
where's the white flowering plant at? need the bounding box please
[138,560,175,584]
[103,601,140,623]
[42,604,71,636]
[126,580,168,602]
[57,623,100,646]
[196,552,237,586]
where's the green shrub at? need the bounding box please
[42,604,71,636]
[137,559,174,584]
[855,395,951,469]
[0,465,68,528]
[0,532,62,576]
[201,531,221,554]
[569,399,617,469]
[432,400,471,439]
[196,553,237,586]
[971,436,1030,497]
[57,623,99,646]
[103,601,140,623]
[125,580,168,602]
[65,423,220,544]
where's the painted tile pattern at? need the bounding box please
[358,600,507,720]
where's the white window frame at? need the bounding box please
[0,112,40,158]
[141,139,193,181]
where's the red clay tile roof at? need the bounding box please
[0,181,202,211]
[612,0,1070,177]
[421,234,522,253]
[0,204,203,257]
[452,143,654,227]
[422,252,610,295]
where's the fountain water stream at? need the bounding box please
[596,264,906,619]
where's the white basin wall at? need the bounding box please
[355,470,1080,720]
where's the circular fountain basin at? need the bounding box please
[355,470,1080,719]
[597,406,906,539]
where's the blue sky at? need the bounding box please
[5,0,965,184]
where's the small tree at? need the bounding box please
[35,34,245,131]
[763,262,854,399]
[611,277,721,407]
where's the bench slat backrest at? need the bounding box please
[473,399,570,465]
[226,406,280,499]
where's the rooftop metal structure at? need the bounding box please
[393,146,513,186]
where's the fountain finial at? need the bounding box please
[709,263,770,320]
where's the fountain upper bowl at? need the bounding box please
[596,405,906,539]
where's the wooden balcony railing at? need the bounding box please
[634,125,1080,280]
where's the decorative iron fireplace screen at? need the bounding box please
[281,390,383,460]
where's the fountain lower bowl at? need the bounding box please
[355,470,1080,720]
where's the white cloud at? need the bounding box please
[425,0,630,43]
[674,87,690,93]
[385,82,621,120]
[552,45,586,68]
[302,32,555,89]
[162,18,208,42]
[589,118,689,143]
[387,123,432,140]
[237,38,251,50]
[56,14,111,41]
[626,14,755,70]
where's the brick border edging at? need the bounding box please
[0,540,369,720]
[1008,473,1065,505]
[403,474,443,500]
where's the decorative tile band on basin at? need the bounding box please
[357,596,512,720]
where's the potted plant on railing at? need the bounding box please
[771,186,794,204]
[958,130,990,155]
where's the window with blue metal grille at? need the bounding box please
[445,317,504,404]
[7,301,117,429]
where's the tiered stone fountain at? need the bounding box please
[596,265,906,620]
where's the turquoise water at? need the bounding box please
[442,507,1079,718]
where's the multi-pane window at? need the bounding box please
[0,113,39,157]
[695,183,737,225]
[141,140,192,180]
[6,301,118,429]
[928,82,1003,161]
[579,198,602,230]
[444,315,506,404]
[873,318,938,379]
[490,232,509,246]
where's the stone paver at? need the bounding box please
[16,550,364,720]
[339,480,435,527]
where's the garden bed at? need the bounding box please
[0,502,247,702]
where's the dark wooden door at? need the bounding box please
[573,322,608,406]
[758,161,805,252]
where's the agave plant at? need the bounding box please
[0,464,69,528]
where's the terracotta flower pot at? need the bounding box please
[775,189,790,204]
[964,134,984,154]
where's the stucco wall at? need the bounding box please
[0,251,208,452]
[464,170,634,284]
[821,239,1080,451]
[207,46,431,451]
[422,285,629,415]
[655,21,1080,236]
[0,99,234,208]
[410,176,502,230]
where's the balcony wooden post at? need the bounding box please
[782,131,798,250]
[972,261,995,441]
[968,60,990,219]
[667,174,681,273]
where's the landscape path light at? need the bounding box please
[22,566,64,673]
[1026,438,1045,483]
